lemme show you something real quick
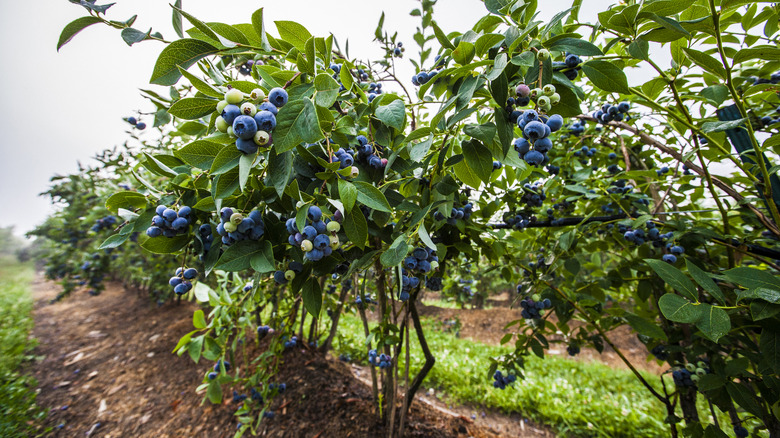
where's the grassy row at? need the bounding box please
[0,255,46,437]
[327,309,729,438]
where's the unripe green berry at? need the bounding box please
[539,101,552,112]
[685,363,696,372]
[537,95,551,108]
[216,116,229,133]
[326,221,341,233]
[225,88,243,105]
[697,361,706,368]
[301,240,313,252]
[285,270,295,281]
[550,93,561,105]
[430,260,439,270]
[542,84,556,96]
[536,49,550,61]
[329,235,340,249]
[254,130,270,146]
[532,294,540,302]
[230,213,243,225]
[224,221,237,233]
[216,100,229,113]
[530,88,542,99]
[690,375,700,383]
[695,368,707,376]
[250,88,265,101]
[240,102,257,116]
[227,127,236,138]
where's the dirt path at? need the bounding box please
[29,275,551,437]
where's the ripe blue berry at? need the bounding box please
[268,88,289,107]
[232,115,258,140]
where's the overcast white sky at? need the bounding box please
[0,0,619,236]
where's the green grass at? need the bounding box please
[0,255,46,437]
[328,310,732,438]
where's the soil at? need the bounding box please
[29,275,553,438]
[419,293,665,375]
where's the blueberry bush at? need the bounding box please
[42,0,780,436]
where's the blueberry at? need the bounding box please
[254,110,277,132]
[514,138,530,155]
[524,150,545,166]
[163,208,178,222]
[404,257,418,270]
[258,101,278,116]
[135,122,146,130]
[268,87,289,107]
[546,114,563,132]
[174,283,189,294]
[146,227,162,237]
[221,105,242,125]
[734,426,749,438]
[308,205,323,222]
[169,276,183,287]
[127,116,137,125]
[302,225,317,240]
[171,217,189,230]
[524,121,547,140]
[232,115,258,140]
[274,270,288,284]
[236,138,259,154]
[285,218,298,234]
[534,137,553,153]
[313,234,330,249]
[617,102,631,113]
[565,54,580,68]
[662,254,677,264]
[183,268,198,279]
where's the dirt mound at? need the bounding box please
[29,275,538,437]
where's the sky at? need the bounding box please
[0,0,619,237]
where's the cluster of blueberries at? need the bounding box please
[216,87,287,155]
[216,208,265,246]
[492,370,517,390]
[354,135,388,170]
[425,276,443,291]
[514,111,564,167]
[285,206,342,262]
[208,360,230,380]
[268,383,287,394]
[748,71,780,86]
[434,203,473,225]
[355,294,376,307]
[146,205,192,238]
[368,349,392,369]
[232,390,247,404]
[257,325,273,338]
[519,295,552,320]
[284,335,298,349]
[520,182,546,208]
[650,345,668,361]
[392,41,404,57]
[169,267,198,295]
[606,179,634,196]
[238,59,260,76]
[411,70,438,86]
[503,210,537,229]
[125,116,146,130]
[573,145,598,158]
[367,82,383,102]
[619,221,684,263]
[403,247,439,275]
[273,262,303,285]
[553,52,583,80]
[329,146,358,175]
[672,361,710,387]
[399,275,420,302]
[506,95,531,122]
[91,215,117,232]
[656,166,670,177]
[566,343,581,356]
[198,224,214,255]
[592,102,631,124]
[567,121,586,136]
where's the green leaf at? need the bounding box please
[581,60,630,94]
[238,153,253,191]
[140,234,190,254]
[686,260,726,304]
[682,47,726,79]
[344,207,367,250]
[193,309,207,329]
[314,73,340,108]
[150,39,219,86]
[273,98,321,152]
[724,267,780,291]
[375,99,406,131]
[461,139,493,184]
[432,21,456,50]
[726,383,765,418]
[249,241,275,273]
[641,0,692,16]
[375,12,385,40]
[452,41,476,65]
[57,16,102,51]
[188,335,203,362]
[172,0,183,38]
[750,301,780,320]
[302,277,322,317]
[210,145,242,175]
[546,37,603,56]
[142,153,177,178]
[694,304,731,343]
[207,379,222,404]
[105,191,147,213]
[627,38,649,60]
[175,140,223,170]
[658,294,703,323]
[213,167,240,200]
[624,312,668,340]
[338,179,357,212]
[265,149,293,197]
[475,33,505,57]
[381,234,409,267]
[760,327,780,374]
[214,240,267,271]
[177,67,223,98]
[733,45,780,64]
[168,97,218,120]
[646,259,698,301]
[354,182,392,213]
[702,118,746,133]
[98,233,129,250]
[251,8,272,52]
[120,28,151,46]
[193,282,214,303]
[275,20,312,52]
[173,5,220,43]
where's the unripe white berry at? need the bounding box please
[225,88,243,105]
